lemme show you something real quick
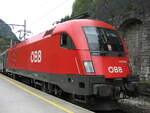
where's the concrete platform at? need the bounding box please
[0,74,94,113]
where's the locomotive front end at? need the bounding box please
[82,26,139,99]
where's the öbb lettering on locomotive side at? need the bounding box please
[30,50,42,63]
[0,19,140,110]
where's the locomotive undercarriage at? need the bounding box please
[4,68,140,101]
[71,77,140,106]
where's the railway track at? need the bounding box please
[95,110,127,113]
[140,92,150,97]
[140,83,150,97]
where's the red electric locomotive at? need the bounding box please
[1,19,139,109]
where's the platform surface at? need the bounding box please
[0,74,94,113]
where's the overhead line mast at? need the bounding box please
[1,20,27,40]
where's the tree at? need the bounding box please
[72,0,96,18]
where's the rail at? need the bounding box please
[140,83,150,97]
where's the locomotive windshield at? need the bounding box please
[83,26,125,57]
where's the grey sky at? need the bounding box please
[0,0,75,38]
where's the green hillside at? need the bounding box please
[0,19,18,53]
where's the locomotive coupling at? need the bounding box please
[125,74,147,96]
[93,83,127,99]
[93,84,114,97]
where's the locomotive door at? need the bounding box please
[58,33,79,74]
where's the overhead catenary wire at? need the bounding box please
[30,0,69,26]
[26,0,74,37]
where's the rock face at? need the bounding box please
[72,0,150,80]
[94,0,150,80]
[0,19,18,53]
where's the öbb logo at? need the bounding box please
[108,66,123,73]
[30,50,42,63]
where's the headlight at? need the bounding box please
[84,61,95,73]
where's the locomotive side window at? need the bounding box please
[60,33,75,50]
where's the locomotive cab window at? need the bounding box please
[83,26,125,57]
[60,33,75,49]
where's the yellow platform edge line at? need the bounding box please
[0,75,74,113]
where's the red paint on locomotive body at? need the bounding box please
[6,19,131,78]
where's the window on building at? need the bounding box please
[60,33,75,49]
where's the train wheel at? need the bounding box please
[41,82,47,92]
[30,79,35,87]
[54,86,63,97]
[70,94,76,104]
[47,83,54,94]
[12,74,16,80]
